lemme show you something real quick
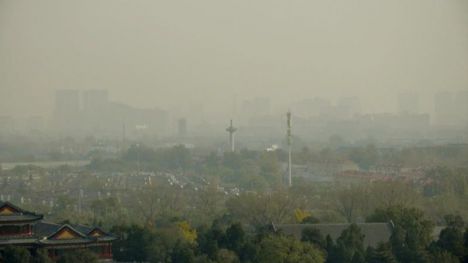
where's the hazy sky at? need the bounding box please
[1,0,467,117]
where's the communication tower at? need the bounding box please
[226,120,237,152]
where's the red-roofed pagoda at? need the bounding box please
[0,201,115,262]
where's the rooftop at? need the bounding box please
[0,201,115,247]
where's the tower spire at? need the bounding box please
[226,119,237,152]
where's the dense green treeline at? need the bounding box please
[0,247,98,263]
[106,205,468,263]
[4,205,468,263]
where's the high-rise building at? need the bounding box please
[178,118,187,137]
[0,116,14,135]
[455,90,468,126]
[337,96,361,119]
[292,98,332,119]
[434,91,456,127]
[54,89,80,132]
[83,89,109,112]
[398,92,419,115]
[106,102,168,139]
[82,89,110,131]
[55,89,80,114]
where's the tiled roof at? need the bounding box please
[0,201,116,247]
[0,238,37,245]
[35,222,116,243]
[0,214,43,223]
[34,222,62,238]
[0,201,43,223]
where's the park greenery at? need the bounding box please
[1,142,468,262]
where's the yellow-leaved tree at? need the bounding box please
[295,208,311,223]
[177,221,197,243]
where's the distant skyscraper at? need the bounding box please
[337,97,361,119]
[178,118,187,137]
[55,89,80,114]
[83,89,109,112]
[434,91,456,127]
[0,115,14,134]
[398,92,419,115]
[82,89,109,131]
[54,89,80,132]
[455,90,468,126]
[292,97,332,119]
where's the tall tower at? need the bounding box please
[287,111,292,187]
[226,120,237,152]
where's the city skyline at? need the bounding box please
[1,0,468,117]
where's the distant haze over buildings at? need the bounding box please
[1,0,467,119]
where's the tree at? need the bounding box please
[111,225,151,262]
[197,224,224,260]
[328,135,345,150]
[366,243,397,263]
[224,223,245,253]
[434,215,465,260]
[464,228,468,263]
[160,145,192,171]
[222,152,242,170]
[295,208,312,223]
[2,246,31,263]
[226,190,304,228]
[367,205,434,263]
[178,221,197,244]
[301,227,325,249]
[259,151,282,186]
[146,226,181,263]
[327,224,365,263]
[33,249,53,263]
[135,184,188,227]
[216,249,240,263]
[335,186,364,223]
[295,146,313,165]
[57,250,98,263]
[123,144,156,162]
[430,250,459,263]
[193,183,225,225]
[255,235,324,263]
[171,241,195,263]
[349,144,378,171]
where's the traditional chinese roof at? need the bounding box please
[71,224,116,242]
[0,201,116,248]
[0,201,43,224]
[0,238,37,246]
[34,222,116,245]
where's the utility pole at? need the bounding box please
[136,143,141,174]
[226,119,237,152]
[121,122,127,152]
[287,111,292,187]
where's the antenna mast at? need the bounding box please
[226,120,237,152]
[287,111,292,187]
